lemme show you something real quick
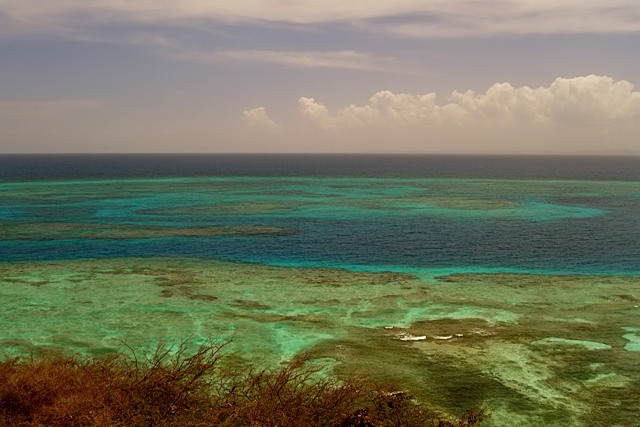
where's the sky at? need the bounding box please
[0,1,639,154]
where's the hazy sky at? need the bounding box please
[1,1,639,154]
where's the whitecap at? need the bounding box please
[395,332,427,341]
[433,335,453,340]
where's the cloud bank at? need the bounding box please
[248,75,640,154]
[297,75,640,129]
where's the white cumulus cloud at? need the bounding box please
[243,107,279,131]
[297,75,640,129]
[544,75,640,124]
[267,75,640,154]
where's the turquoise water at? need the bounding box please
[1,167,639,425]
[1,177,638,274]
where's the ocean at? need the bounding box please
[0,154,639,426]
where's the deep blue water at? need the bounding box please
[1,154,639,275]
[2,153,640,181]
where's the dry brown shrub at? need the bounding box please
[0,339,487,426]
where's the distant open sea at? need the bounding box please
[2,153,640,181]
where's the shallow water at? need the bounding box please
[1,259,638,425]
[1,172,639,426]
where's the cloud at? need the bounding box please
[299,92,440,129]
[282,75,640,154]
[543,75,640,124]
[243,107,279,131]
[2,1,637,75]
[297,75,640,129]
[1,1,639,40]
[174,49,392,71]
[362,3,640,38]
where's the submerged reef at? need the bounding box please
[1,258,638,426]
[0,222,294,240]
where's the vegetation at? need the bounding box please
[0,339,487,426]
